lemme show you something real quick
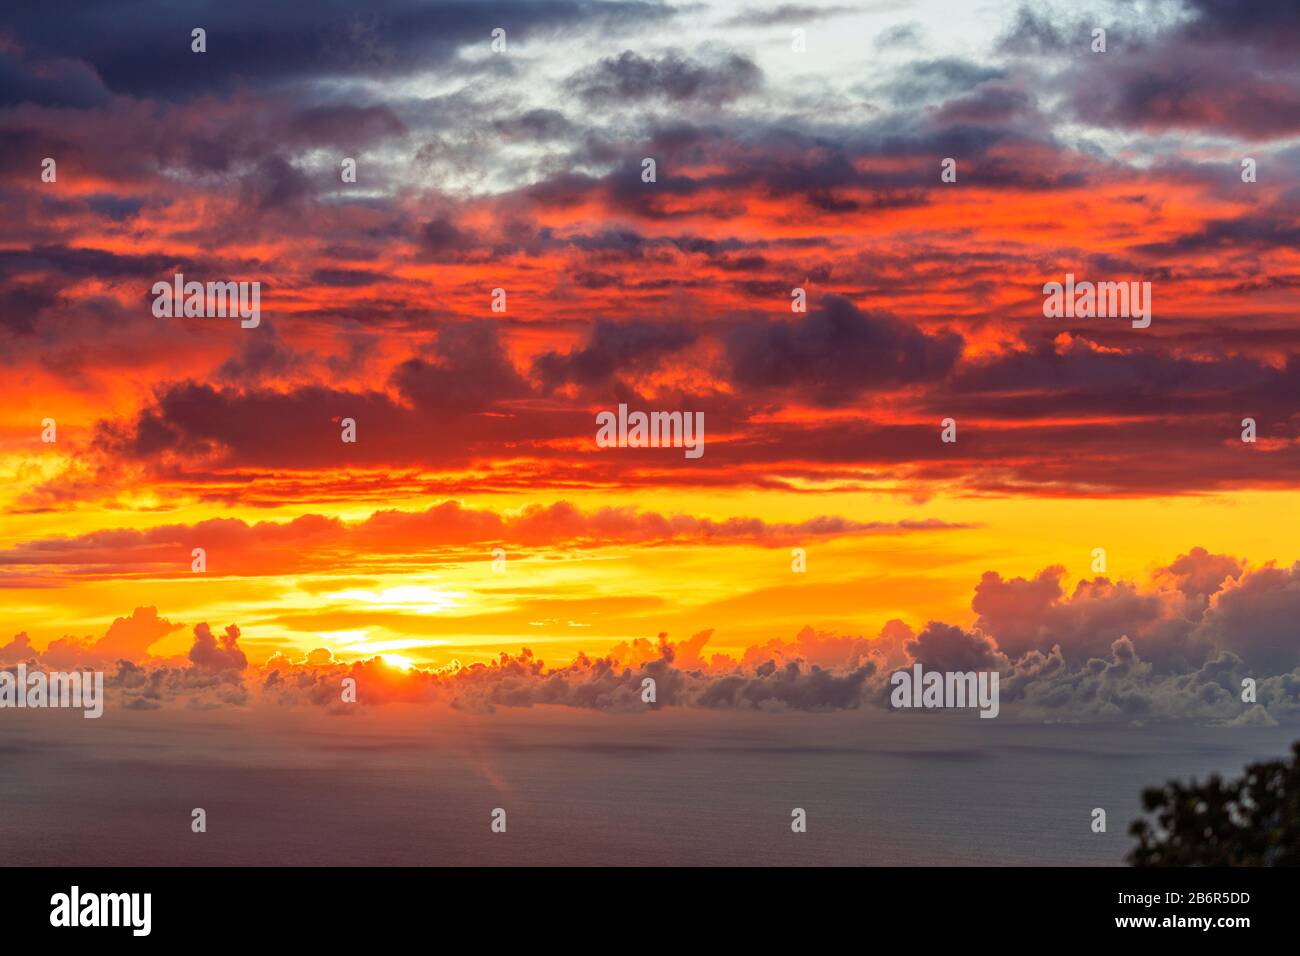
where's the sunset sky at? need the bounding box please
[2,0,1299,722]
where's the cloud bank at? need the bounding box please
[5,547,1297,725]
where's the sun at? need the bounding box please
[381,653,415,671]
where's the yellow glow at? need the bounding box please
[3,478,1299,670]
[381,653,415,671]
[330,585,465,614]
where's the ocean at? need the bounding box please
[0,705,1292,866]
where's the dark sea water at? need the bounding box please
[0,706,1293,866]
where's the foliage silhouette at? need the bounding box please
[1129,741,1300,866]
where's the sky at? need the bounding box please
[1,0,1299,726]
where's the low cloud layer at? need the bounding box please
[5,547,1297,725]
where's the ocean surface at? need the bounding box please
[0,705,1293,866]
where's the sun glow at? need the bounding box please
[331,585,466,614]
[381,653,415,671]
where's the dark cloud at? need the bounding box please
[0,280,61,335]
[239,154,314,212]
[874,23,924,50]
[1158,547,1243,601]
[1182,0,1300,48]
[5,0,675,99]
[0,0,1295,534]
[972,566,1182,666]
[491,108,576,141]
[1047,0,1300,139]
[0,50,111,108]
[309,268,387,288]
[1133,210,1300,256]
[286,103,407,146]
[1192,563,1300,674]
[416,216,475,261]
[112,658,249,710]
[0,245,179,282]
[995,6,1071,55]
[85,194,146,221]
[216,318,299,383]
[905,622,1006,673]
[565,50,762,106]
[694,660,876,711]
[533,317,698,390]
[1070,59,1300,139]
[725,294,962,405]
[721,4,856,27]
[947,340,1285,411]
[934,83,1035,124]
[391,320,532,411]
[189,622,249,672]
[885,58,1006,106]
[94,381,417,467]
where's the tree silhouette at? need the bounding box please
[1129,741,1300,866]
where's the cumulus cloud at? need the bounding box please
[223,598,1300,725]
[188,623,248,673]
[0,631,36,665]
[9,549,1300,726]
[1191,562,1300,674]
[1158,546,1243,601]
[87,606,183,660]
[972,566,1177,664]
[27,606,182,669]
[905,622,1008,673]
[112,658,249,711]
